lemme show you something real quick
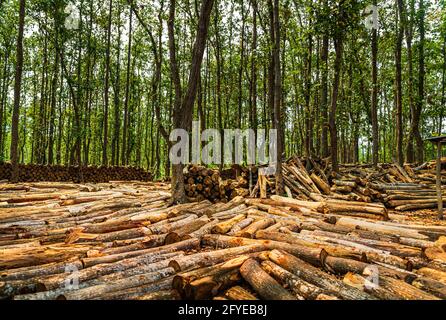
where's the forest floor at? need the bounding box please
[1,179,446,300]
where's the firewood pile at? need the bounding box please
[250,156,446,213]
[1,181,446,300]
[184,165,249,203]
[0,163,152,183]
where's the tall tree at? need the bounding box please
[395,0,404,166]
[414,0,425,163]
[169,0,215,203]
[103,0,113,166]
[122,7,133,166]
[272,0,283,194]
[10,0,26,182]
[371,0,379,167]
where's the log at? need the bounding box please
[261,260,326,300]
[185,268,242,300]
[416,268,446,283]
[168,245,265,272]
[235,218,275,238]
[212,214,246,234]
[135,289,181,300]
[81,238,200,268]
[201,234,324,267]
[58,267,176,300]
[336,217,429,240]
[240,258,297,300]
[224,286,258,300]
[164,216,211,244]
[342,273,402,300]
[268,250,375,300]
[376,275,440,300]
[411,277,446,299]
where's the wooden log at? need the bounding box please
[224,286,258,300]
[235,218,275,238]
[0,257,83,281]
[201,234,324,267]
[270,196,324,212]
[168,245,265,272]
[135,289,181,300]
[81,238,200,268]
[261,260,326,300]
[38,251,181,291]
[58,267,175,300]
[90,277,173,300]
[310,173,331,195]
[268,250,375,300]
[186,219,220,239]
[416,268,446,283]
[322,255,416,283]
[255,230,365,262]
[411,277,446,299]
[212,214,246,234]
[185,268,242,300]
[227,218,254,236]
[164,216,211,244]
[240,258,297,300]
[147,214,198,234]
[376,275,440,300]
[336,217,429,240]
[342,273,402,300]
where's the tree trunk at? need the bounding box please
[169,0,215,203]
[414,0,425,163]
[103,0,113,166]
[371,0,379,167]
[122,8,133,166]
[395,1,404,166]
[330,36,343,173]
[272,0,283,194]
[10,0,26,182]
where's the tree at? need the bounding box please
[10,0,26,182]
[103,0,113,166]
[395,0,404,166]
[371,0,379,167]
[169,0,215,204]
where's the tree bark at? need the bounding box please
[10,0,26,182]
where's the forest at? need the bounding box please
[0,0,445,180]
[2,0,446,302]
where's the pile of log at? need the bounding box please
[184,165,249,203]
[0,163,152,183]
[1,181,446,300]
[249,156,446,213]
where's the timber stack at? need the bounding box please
[0,163,152,183]
[250,156,446,213]
[184,165,249,203]
[1,181,446,300]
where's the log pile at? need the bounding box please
[0,163,152,183]
[1,181,446,300]
[184,165,249,203]
[250,156,446,213]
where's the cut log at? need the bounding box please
[261,260,326,300]
[224,286,258,300]
[240,258,297,300]
[268,250,375,300]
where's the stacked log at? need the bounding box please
[247,156,446,213]
[0,163,152,183]
[1,181,446,301]
[184,165,249,203]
